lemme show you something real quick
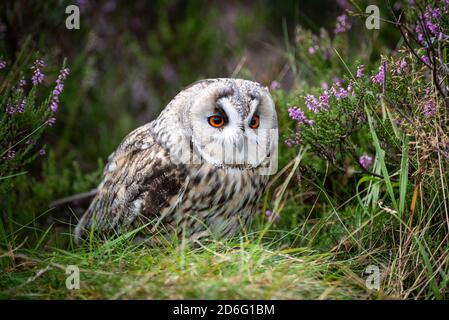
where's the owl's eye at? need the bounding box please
[249,115,260,129]
[208,115,225,128]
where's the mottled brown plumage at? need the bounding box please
[74,78,278,245]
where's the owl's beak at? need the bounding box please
[235,136,244,153]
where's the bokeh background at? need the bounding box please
[1,0,397,170]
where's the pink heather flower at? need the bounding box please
[0,60,6,69]
[330,86,337,96]
[305,94,320,113]
[47,117,56,126]
[394,59,408,74]
[356,65,364,78]
[359,155,373,169]
[423,100,436,117]
[372,61,387,85]
[347,81,355,97]
[321,82,329,90]
[50,67,70,113]
[319,91,330,110]
[334,14,351,34]
[265,210,280,224]
[308,45,319,55]
[288,106,314,125]
[270,80,281,90]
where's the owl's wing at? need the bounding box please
[74,122,187,244]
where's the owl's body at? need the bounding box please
[74,78,277,244]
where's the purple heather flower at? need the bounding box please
[47,117,56,126]
[333,77,344,87]
[50,99,59,113]
[5,104,15,116]
[50,67,70,113]
[319,91,330,110]
[0,60,6,69]
[423,87,436,117]
[421,55,431,65]
[305,94,320,113]
[39,148,46,156]
[372,61,387,85]
[415,5,447,45]
[334,87,348,100]
[17,99,26,113]
[31,59,45,85]
[265,209,280,224]
[356,65,364,78]
[288,106,314,126]
[270,80,281,90]
[16,78,26,93]
[285,137,300,148]
[423,100,436,117]
[359,155,373,170]
[394,59,408,74]
[321,82,329,90]
[334,14,351,34]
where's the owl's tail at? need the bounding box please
[47,189,98,228]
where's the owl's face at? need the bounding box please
[182,79,278,173]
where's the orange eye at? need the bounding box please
[208,115,225,128]
[249,115,260,129]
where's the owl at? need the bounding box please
[73,78,278,245]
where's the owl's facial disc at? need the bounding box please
[187,81,278,173]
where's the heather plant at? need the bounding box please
[0,50,70,195]
[276,0,449,297]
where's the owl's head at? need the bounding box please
[164,78,277,174]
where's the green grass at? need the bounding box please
[0,232,373,300]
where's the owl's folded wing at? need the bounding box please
[74,122,187,244]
